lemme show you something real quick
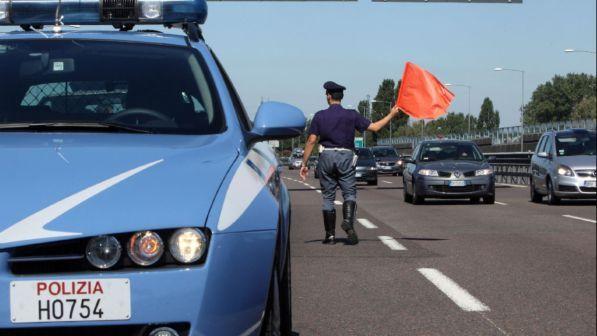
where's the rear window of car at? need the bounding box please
[0,40,225,135]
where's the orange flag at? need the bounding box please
[395,62,455,120]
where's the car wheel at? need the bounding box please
[483,195,495,204]
[368,179,378,186]
[530,178,543,203]
[412,182,425,204]
[470,197,481,203]
[546,179,560,205]
[261,244,292,336]
[392,173,398,176]
[403,179,413,203]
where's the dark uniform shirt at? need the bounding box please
[308,104,371,149]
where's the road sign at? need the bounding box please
[355,137,364,148]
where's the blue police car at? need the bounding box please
[0,1,305,335]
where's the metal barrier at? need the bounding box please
[484,152,532,185]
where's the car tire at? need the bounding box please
[470,197,481,204]
[530,178,543,203]
[483,195,495,204]
[546,179,561,205]
[368,179,378,186]
[412,183,425,204]
[403,179,413,203]
[393,173,398,176]
[261,243,292,336]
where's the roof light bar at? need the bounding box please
[0,0,208,26]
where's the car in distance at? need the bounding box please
[371,146,401,176]
[530,129,596,204]
[0,1,305,335]
[355,148,378,186]
[403,140,495,204]
[288,156,303,170]
[396,154,411,175]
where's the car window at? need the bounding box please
[536,135,547,154]
[555,132,596,157]
[372,147,398,157]
[0,40,225,135]
[544,135,553,154]
[356,149,373,159]
[418,143,484,162]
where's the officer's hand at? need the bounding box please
[299,166,309,181]
[389,106,401,117]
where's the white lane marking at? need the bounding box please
[308,186,316,190]
[496,183,527,189]
[563,215,596,224]
[495,201,508,206]
[418,268,490,312]
[378,236,407,251]
[334,201,343,206]
[316,190,322,194]
[382,180,393,184]
[357,218,378,229]
[0,159,164,245]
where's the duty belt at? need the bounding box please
[322,147,353,152]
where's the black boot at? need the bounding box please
[341,201,359,245]
[322,210,336,245]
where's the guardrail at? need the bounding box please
[484,152,532,185]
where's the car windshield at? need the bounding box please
[356,148,374,159]
[555,132,596,157]
[372,148,398,158]
[418,143,484,162]
[0,40,225,135]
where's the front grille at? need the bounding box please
[380,162,396,166]
[575,169,597,178]
[558,185,578,192]
[463,171,476,177]
[580,187,597,193]
[438,171,452,178]
[102,0,137,21]
[0,323,189,336]
[430,185,483,193]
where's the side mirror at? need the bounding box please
[537,152,550,159]
[250,102,306,143]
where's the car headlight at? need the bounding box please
[557,165,574,177]
[475,168,494,176]
[127,231,164,266]
[169,228,207,264]
[369,167,377,171]
[418,169,439,177]
[86,236,122,269]
[397,160,403,166]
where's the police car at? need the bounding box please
[0,1,305,335]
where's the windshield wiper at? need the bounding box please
[0,122,152,134]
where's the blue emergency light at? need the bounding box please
[0,0,208,26]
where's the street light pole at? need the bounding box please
[564,49,597,55]
[444,83,472,134]
[364,94,371,147]
[494,67,525,152]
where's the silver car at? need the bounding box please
[530,129,597,204]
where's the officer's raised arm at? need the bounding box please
[367,106,402,133]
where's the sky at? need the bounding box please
[202,0,596,126]
[1,0,595,127]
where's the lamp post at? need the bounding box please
[564,49,597,55]
[372,100,394,144]
[444,83,472,135]
[494,67,525,152]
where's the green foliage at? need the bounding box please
[524,73,596,124]
[571,96,597,120]
[477,97,500,131]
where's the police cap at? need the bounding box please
[324,81,346,93]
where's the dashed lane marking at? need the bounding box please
[334,201,343,206]
[378,236,407,251]
[357,218,378,229]
[382,180,393,184]
[563,215,596,224]
[495,202,508,206]
[418,268,490,312]
[316,190,322,194]
[496,183,527,189]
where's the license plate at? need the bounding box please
[356,173,362,178]
[449,180,467,187]
[585,181,596,188]
[10,279,131,323]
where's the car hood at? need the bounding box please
[419,160,488,171]
[0,133,237,249]
[555,155,596,170]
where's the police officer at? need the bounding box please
[299,81,401,245]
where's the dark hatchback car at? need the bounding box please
[403,140,495,204]
[355,148,378,186]
[371,146,401,176]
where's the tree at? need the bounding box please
[524,73,596,124]
[571,96,596,121]
[477,97,500,131]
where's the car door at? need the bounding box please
[532,135,547,190]
[404,145,420,193]
[536,134,552,192]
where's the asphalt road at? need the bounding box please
[283,168,596,336]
